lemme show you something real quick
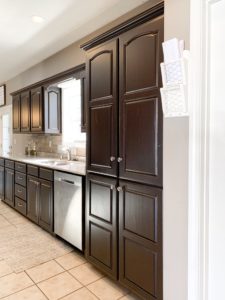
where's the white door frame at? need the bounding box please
[188,0,223,299]
[0,105,12,155]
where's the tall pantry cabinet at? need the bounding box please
[83,5,164,300]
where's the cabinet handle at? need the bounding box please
[110,156,115,162]
[18,202,23,207]
[117,157,123,162]
[17,189,22,193]
[29,179,39,185]
[110,185,115,190]
[18,166,23,169]
[117,186,123,192]
[18,176,23,180]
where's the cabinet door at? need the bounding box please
[27,176,39,223]
[0,166,4,200]
[44,86,61,134]
[86,174,118,278]
[81,76,87,132]
[39,179,53,232]
[31,87,43,132]
[12,94,20,132]
[4,168,14,207]
[86,39,118,176]
[20,90,30,132]
[119,16,164,186]
[118,180,162,300]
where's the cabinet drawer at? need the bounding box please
[15,184,26,201]
[15,162,26,173]
[5,160,14,169]
[0,158,4,166]
[15,172,26,187]
[15,197,26,216]
[39,168,53,181]
[27,165,39,177]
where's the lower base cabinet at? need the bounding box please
[86,174,163,300]
[0,166,4,200]
[118,180,162,300]
[27,175,53,232]
[4,168,14,207]
[86,174,118,279]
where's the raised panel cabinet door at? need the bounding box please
[4,168,14,207]
[0,166,4,200]
[119,15,164,186]
[86,174,118,279]
[30,86,43,132]
[20,90,30,132]
[44,86,62,134]
[86,39,118,176]
[39,179,53,232]
[27,175,39,224]
[12,94,20,132]
[118,180,162,300]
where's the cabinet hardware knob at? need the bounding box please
[117,157,123,162]
[117,186,122,192]
[110,156,115,162]
[110,185,115,190]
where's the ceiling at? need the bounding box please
[0,0,148,83]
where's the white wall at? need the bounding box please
[164,0,190,299]
[208,1,225,298]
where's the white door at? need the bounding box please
[0,105,12,156]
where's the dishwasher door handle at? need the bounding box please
[57,178,75,185]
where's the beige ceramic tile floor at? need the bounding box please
[0,202,142,300]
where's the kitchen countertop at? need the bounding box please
[0,154,86,176]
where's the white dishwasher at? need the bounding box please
[54,171,83,250]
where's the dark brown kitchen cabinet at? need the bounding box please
[12,94,20,132]
[39,179,53,232]
[81,76,87,132]
[44,86,62,134]
[27,176,39,223]
[119,16,163,186]
[118,180,162,300]
[20,90,30,132]
[86,39,118,177]
[83,6,164,300]
[86,174,118,278]
[27,175,53,232]
[30,86,43,132]
[4,168,14,207]
[0,166,4,200]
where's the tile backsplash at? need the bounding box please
[12,134,86,161]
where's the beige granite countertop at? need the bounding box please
[0,154,86,176]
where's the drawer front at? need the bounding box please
[15,162,26,173]
[39,168,53,181]
[27,165,39,177]
[15,184,26,201]
[15,197,26,215]
[0,158,4,166]
[5,160,14,169]
[15,172,26,187]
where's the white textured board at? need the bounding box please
[160,85,187,117]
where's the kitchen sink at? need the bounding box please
[38,160,83,167]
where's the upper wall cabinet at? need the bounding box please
[13,85,62,134]
[20,90,30,132]
[30,86,44,133]
[12,94,20,132]
[86,40,118,176]
[44,86,62,134]
[119,16,164,186]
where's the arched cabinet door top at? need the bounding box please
[119,15,164,97]
[86,39,118,103]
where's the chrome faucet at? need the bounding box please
[65,148,72,161]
